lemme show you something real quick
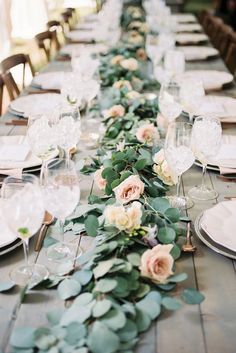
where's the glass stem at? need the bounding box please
[59,219,65,244]
[201,164,207,191]
[23,239,29,268]
[40,159,46,186]
[176,175,181,198]
[65,149,71,167]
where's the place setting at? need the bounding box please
[175,33,209,45]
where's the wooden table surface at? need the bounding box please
[0,19,236,353]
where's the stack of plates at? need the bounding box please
[184,95,236,122]
[172,13,197,23]
[175,23,202,33]
[179,46,219,61]
[32,72,70,91]
[66,30,99,43]
[176,33,208,45]
[60,43,108,57]
[177,70,234,91]
[195,201,236,259]
[9,93,61,118]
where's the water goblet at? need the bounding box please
[1,174,48,285]
[180,78,205,122]
[42,158,81,261]
[164,122,195,209]
[158,81,183,123]
[164,50,185,80]
[189,116,222,201]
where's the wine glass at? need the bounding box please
[53,102,81,165]
[189,116,222,201]
[1,174,48,285]
[164,122,195,209]
[180,78,205,123]
[158,81,183,123]
[42,158,81,261]
[27,115,57,185]
[164,50,185,80]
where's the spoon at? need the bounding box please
[34,212,54,252]
[182,221,196,253]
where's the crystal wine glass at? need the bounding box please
[180,78,205,123]
[158,81,183,123]
[1,174,48,285]
[164,122,195,209]
[42,158,81,261]
[164,50,185,80]
[189,116,222,201]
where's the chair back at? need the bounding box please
[35,30,60,62]
[1,71,20,102]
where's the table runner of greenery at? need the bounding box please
[4,2,204,353]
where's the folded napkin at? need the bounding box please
[0,144,30,162]
[0,168,23,178]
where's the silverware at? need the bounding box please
[34,212,54,252]
[182,221,196,253]
[5,120,28,126]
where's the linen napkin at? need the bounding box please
[0,144,30,162]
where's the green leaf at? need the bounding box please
[34,328,56,350]
[169,273,188,283]
[72,270,93,286]
[46,308,64,325]
[87,321,120,353]
[164,208,180,222]
[181,288,205,305]
[145,291,162,304]
[170,243,181,260]
[73,292,94,306]
[95,279,118,293]
[58,278,81,300]
[148,197,170,213]
[101,308,126,330]
[136,298,161,320]
[93,260,115,279]
[43,236,58,248]
[162,297,182,310]
[132,283,150,298]
[0,280,15,292]
[134,159,147,170]
[117,319,138,342]
[158,227,176,243]
[127,253,141,267]
[65,322,87,345]
[111,179,121,189]
[92,299,112,318]
[60,306,91,326]
[135,308,151,332]
[85,215,99,237]
[10,328,35,348]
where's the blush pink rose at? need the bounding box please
[94,167,107,190]
[140,244,174,283]
[136,123,160,145]
[103,105,125,119]
[113,175,144,204]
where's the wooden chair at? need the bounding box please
[225,35,236,74]
[35,30,61,62]
[61,11,74,31]
[0,74,4,116]
[47,20,66,45]
[1,71,20,101]
[218,26,234,59]
[0,53,35,90]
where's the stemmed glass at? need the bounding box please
[42,158,81,261]
[1,174,48,285]
[164,50,185,80]
[180,78,205,123]
[27,115,57,185]
[189,116,222,201]
[164,122,195,209]
[158,81,183,123]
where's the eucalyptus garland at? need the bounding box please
[4,3,205,353]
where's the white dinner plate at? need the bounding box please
[200,201,236,252]
[66,30,98,43]
[60,43,108,57]
[179,46,219,61]
[175,23,202,33]
[177,70,233,91]
[0,135,58,170]
[172,13,197,23]
[184,95,236,121]
[176,33,208,45]
[32,72,69,90]
[10,93,61,118]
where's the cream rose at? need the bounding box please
[113,175,144,204]
[153,149,177,186]
[111,55,124,65]
[94,167,107,190]
[156,113,169,135]
[136,48,148,61]
[126,90,141,100]
[104,201,142,232]
[113,80,132,91]
[120,58,139,71]
[140,244,174,283]
[136,123,160,146]
[103,104,125,119]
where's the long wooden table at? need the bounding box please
[0,18,236,353]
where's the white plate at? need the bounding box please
[172,13,197,23]
[177,70,233,91]
[200,201,236,252]
[0,135,58,170]
[32,72,69,90]
[0,200,17,247]
[208,135,236,168]
[60,43,108,57]
[10,93,61,118]
[176,33,208,44]
[67,30,98,42]
[184,95,236,121]
[175,23,202,33]
[179,46,219,61]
